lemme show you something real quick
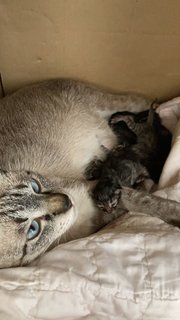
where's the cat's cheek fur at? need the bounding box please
[0,220,27,268]
[23,209,76,265]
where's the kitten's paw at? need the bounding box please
[85,159,103,180]
[109,112,137,145]
[109,112,134,126]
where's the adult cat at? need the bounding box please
[0,79,178,268]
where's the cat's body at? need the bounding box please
[0,79,151,176]
[0,79,179,268]
[0,79,154,267]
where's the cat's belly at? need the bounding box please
[0,110,117,179]
[41,117,118,178]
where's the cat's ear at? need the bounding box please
[157,97,180,133]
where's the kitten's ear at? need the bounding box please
[156,97,180,133]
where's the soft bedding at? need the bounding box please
[0,99,180,320]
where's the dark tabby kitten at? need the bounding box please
[92,107,172,213]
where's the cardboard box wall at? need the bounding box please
[0,0,180,100]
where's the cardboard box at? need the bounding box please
[0,0,180,99]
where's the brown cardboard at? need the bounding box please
[0,0,180,99]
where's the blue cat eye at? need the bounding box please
[31,179,41,193]
[27,219,41,240]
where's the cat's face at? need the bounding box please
[0,171,93,268]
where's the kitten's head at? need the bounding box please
[0,170,93,268]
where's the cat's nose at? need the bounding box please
[43,193,72,214]
[55,193,72,212]
[62,194,72,211]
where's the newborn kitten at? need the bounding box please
[93,107,172,212]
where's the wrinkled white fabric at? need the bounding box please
[0,215,180,320]
[1,99,180,320]
[157,97,180,188]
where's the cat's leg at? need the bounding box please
[89,89,153,119]
[119,187,180,227]
[68,79,153,116]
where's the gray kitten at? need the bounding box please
[0,79,179,268]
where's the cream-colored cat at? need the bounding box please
[0,79,179,268]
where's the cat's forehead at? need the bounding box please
[0,170,30,192]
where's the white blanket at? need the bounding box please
[1,99,180,320]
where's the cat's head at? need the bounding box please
[0,170,94,268]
